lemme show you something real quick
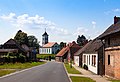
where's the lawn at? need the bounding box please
[64,63,80,74]
[70,76,96,82]
[111,80,120,82]
[0,70,16,77]
[0,62,46,69]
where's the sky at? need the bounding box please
[0,0,120,45]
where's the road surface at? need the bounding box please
[0,61,70,82]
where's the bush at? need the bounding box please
[83,64,88,70]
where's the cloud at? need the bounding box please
[92,21,96,29]
[104,8,120,15]
[113,8,120,12]
[73,27,88,36]
[0,13,69,35]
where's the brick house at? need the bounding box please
[56,41,80,62]
[55,46,69,62]
[99,16,120,79]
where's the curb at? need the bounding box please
[0,63,47,79]
[63,63,72,82]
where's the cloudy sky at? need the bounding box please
[0,0,120,45]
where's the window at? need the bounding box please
[83,55,86,63]
[94,55,96,66]
[108,55,110,65]
[87,56,88,65]
[89,55,90,65]
[92,55,96,67]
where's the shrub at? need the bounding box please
[83,64,88,70]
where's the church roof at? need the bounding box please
[43,42,57,47]
[42,31,48,36]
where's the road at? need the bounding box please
[0,61,70,82]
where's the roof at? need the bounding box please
[42,31,48,36]
[43,42,57,47]
[4,39,26,53]
[0,49,18,53]
[69,42,81,56]
[84,39,103,54]
[99,21,120,39]
[21,44,30,51]
[56,47,69,57]
[74,41,92,56]
[74,39,103,55]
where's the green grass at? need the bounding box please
[64,63,80,74]
[70,76,96,82]
[0,70,16,76]
[37,54,55,59]
[0,62,46,69]
[111,80,120,82]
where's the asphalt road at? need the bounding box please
[0,61,70,82]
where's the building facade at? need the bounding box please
[42,31,49,46]
[39,42,60,54]
[99,16,120,79]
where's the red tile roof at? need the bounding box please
[56,47,69,57]
[43,42,57,47]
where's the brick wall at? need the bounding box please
[104,32,120,79]
[105,49,120,79]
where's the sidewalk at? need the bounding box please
[69,64,111,82]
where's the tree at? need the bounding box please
[14,30,28,45]
[60,42,66,50]
[77,35,88,46]
[27,35,39,48]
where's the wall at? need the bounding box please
[39,48,52,54]
[105,49,120,79]
[83,53,98,74]
[74,56,79,66]
[52,43,60,54]
[105,32,120,48]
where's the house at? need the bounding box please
[67,41,81,62]
[82,39,104,75]
[39,42,60,54]
[55,41,80,62]
[55,46,69,62]
[99,16,120,79]
[74,41,92,67]
[0,39,32,62]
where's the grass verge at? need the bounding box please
[64,63,80,74]
[0,70,16,77]
[111,80,120,82]
[0,62,46,69]
[70,76,96,82]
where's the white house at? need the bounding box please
[74,41,92,67]
[39,42,60,54]
[82,39,104,75]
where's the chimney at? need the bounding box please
[114,16,120,24]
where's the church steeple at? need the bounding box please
[42,29,49,46]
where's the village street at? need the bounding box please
[0,62,70,82]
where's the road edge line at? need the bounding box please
[63,63,72,82]
[0,62,47,79]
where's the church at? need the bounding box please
[39,31,60,55]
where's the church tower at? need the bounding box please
[42,30,49,46]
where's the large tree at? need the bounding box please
[14,30,28,45]
[60,42,66,50]
[27,35,39,48]
[77,35,88,46]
